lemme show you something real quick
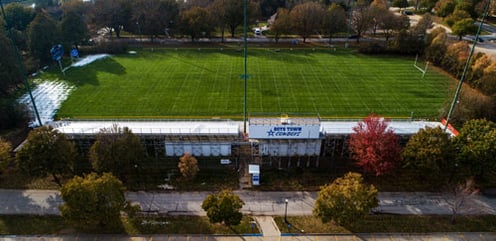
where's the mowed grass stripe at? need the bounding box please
[54,49,453,119]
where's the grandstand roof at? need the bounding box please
[52,120,241,135]
[52,120,454,136]
[320,120,453,136]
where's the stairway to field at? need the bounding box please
[238,143,251,189]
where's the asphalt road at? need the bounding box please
[1,189,495,216]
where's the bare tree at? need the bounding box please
[444,177,479,224]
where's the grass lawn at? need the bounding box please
[46,48,453,120]
[0,215,258,234]
[274,215,496,233]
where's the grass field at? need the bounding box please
[50,48,453,119]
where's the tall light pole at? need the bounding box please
[0,0,42,127]
[243,0,248,134]
[284,199,289,223]
[444,0,490,131]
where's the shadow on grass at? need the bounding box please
[64,57,126,86]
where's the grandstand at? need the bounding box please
[53,117,453,168]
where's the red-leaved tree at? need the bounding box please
[349,113,402,176]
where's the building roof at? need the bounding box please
[52,120,241,136]
[320,120,452,136]
[52,120,453,136]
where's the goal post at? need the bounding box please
[414,55,429,78]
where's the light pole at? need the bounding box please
[284,199,288,223]
[0,0,42,127]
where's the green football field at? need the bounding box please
[54,48,453,120]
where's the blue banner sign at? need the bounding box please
[50,44,64,61]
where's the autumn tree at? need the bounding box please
[290,2,325,43]
[435,0,457,17]
[270,8,291,43]
[178,152,199,181]
[322,3,347,44]
[451,18,477,40]
[59,172,139,229]
[16,126,77,186]
[349,113,402,176]
[89,125,144,181]
[401,127,455,182]
[453,119,496,180]
[201,189,245,226]
[313,172,378,225]
[441,82,495,124]
[178,6,215,42]
[476,62,496,96]
[0,139,12,172]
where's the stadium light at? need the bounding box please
[243,0,247,134]
[444,0,490,131]
[0,0,42,127]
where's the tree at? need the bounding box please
[452,18,477,40]
[351,1,373,43]
[178,152,199,181]
[435,0,457,17]
[178,6,215,42]
[323,3,347,44]
[270,8,291,43]
[16,126,77,186]
[59,172,138,229]
[27,12,60,64]
[90,0,132,38]
[391,0,408,9]
[0,33,22,97]
[201,189,245,226]
[313,172,378,225]
[445,9,471,27]
[132,0,178,42]
[476,62,496,96]
[401,127,455,182]
[444,177,479,224]
[290,2,324,43]
[3,2,34,31]
[60,6,89,47]
[453,119,496,180]
[419,0,437,12]
[379,10,409,44]
[349,113,401,176]
[89,124,144,181]
[0,139,12,172]
[221,0,244,38]
[413,13,433,36]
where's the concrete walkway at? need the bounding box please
[1,233,496,241]
[253,216,280,236]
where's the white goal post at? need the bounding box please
[414,55,429,78]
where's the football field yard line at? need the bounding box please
[52,49,453,119]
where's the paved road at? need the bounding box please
[1,189,495,216]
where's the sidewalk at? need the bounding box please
[0,233,495,241]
